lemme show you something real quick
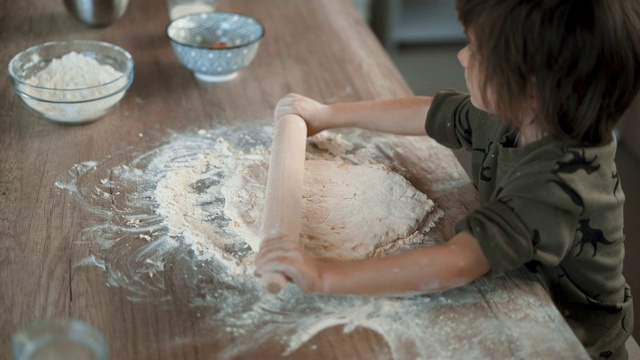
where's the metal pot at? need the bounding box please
[63,0,131,27]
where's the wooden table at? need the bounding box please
[0,0,589,358]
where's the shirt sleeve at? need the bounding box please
[425,90,494,152]
[456,170,581,275]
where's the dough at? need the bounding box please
[222,159,437,260]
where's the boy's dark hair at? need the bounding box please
[456,0,640,145]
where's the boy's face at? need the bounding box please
[458,32,495,113]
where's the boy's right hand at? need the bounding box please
[274,93,329,137]
[254,237,326,294]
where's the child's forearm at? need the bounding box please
[321,97,433,136]
[318,232,490,296]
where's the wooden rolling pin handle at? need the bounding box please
[258,114,308,294]
[262,271,288,294]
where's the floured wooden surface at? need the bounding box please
[1,0,589,358]
[57,125,588,359]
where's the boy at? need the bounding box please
[255,0,640,358]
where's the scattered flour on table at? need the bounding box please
[56,125,571,359]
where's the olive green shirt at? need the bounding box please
[426,90,633,359]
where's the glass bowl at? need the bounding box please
[8,40,134,124]
[12,318,109,360]
[166,12,264,82]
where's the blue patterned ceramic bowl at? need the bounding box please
[166,12,264,82]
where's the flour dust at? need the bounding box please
[56,125,567,359]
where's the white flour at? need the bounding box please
[22,52,128,122]
[27,51,123,92]
[56,125,575,359]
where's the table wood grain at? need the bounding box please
[1,0,589,358]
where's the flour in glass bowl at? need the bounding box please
[27,51,123,92]
[19,51,129,122]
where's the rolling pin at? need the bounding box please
[258,114,308,293]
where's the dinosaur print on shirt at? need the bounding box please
[576,218,615,257]
[552,149,600,175]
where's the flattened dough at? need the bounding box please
[222,159,437,260]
